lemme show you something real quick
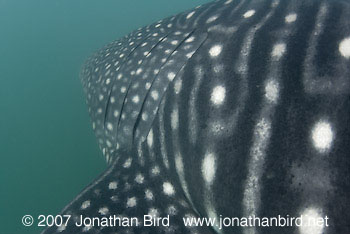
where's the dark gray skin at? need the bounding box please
[43,0,350,233]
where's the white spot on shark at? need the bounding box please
[151,91,159,100]
[339,37,350,58]
[113,110,119,118]
[185,36,195,43]
[106,123,113,131]
[145,82,151,90]
[148,208,159,217]
[147,129,153,148]
[98,207,109,215]
[145,189,154,200]
[299,207,325,234]
[174,78,182,94]
[57,224,66,232]
[243,10,255,18]
[171,108,179,130]
[271,43,286,59]
[186,11,195,19]
[209,45,222,57]
[82,225,92,232]
[123,158,132,168]
[167,72,176,81]
[167,205,177,216]
[186,51,195,58]
[211,85,226,105]
[135,173,144,184]
[202,152,216,185]
[285,13,297,23]
[132,95,140,104]
[81,200,90,210]
[311,120,334,153]
[206,15,218,24]
[136,68,143,75]
[163,182,175,196]
[142,113,148,121]
[126,197,137,208]
[110,195,118,202]
[108,181,118,190]
[264,79,279,103]
[151,165,160,176]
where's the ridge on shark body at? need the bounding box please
[42,0,350,233]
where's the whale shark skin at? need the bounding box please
[43,0,350,233]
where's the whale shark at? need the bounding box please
[42,0,350,233]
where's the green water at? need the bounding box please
[0,0,211,233]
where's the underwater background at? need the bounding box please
[0,0,211,233]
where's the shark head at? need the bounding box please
[43,0,350,233]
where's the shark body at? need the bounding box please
[43,0,350,233]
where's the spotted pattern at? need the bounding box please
[44,0,350,233]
